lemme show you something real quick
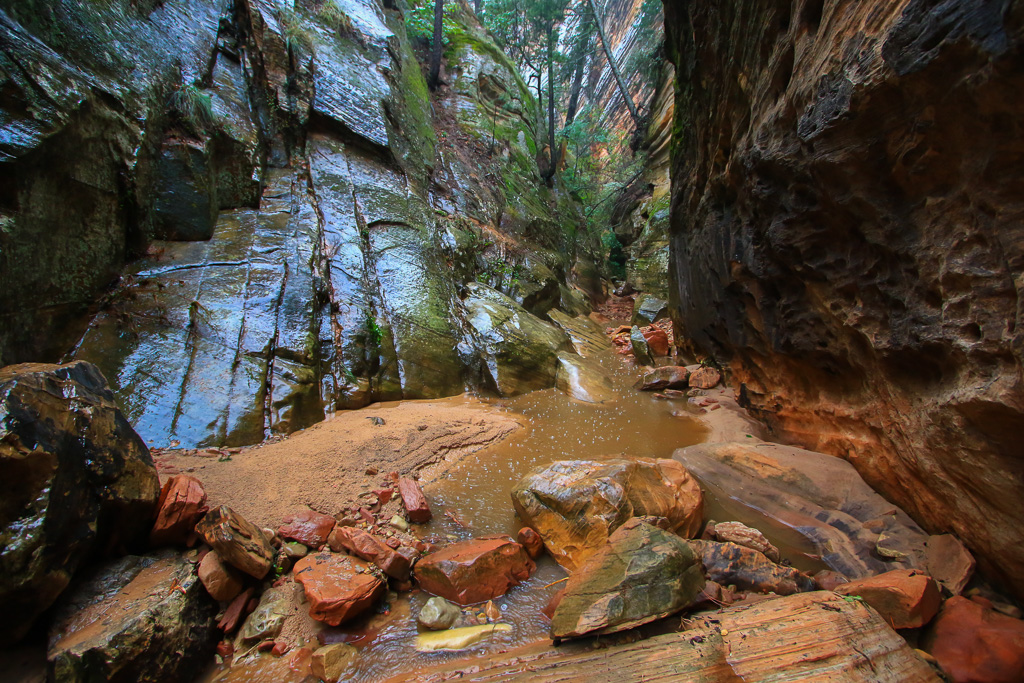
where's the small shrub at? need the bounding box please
[168,84,214,133]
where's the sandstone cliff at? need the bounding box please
[664,0,1024,597]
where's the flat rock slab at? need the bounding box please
[48,552,217,683]
[394,592,940,682]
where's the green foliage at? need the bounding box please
[279,8,315,52]
[404,0,463,45]
[365,314,384,346]
[168,84,214,134]
[318,0,354,34]
[477,257,522,287]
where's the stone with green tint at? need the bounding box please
[551,520,705,639]
[632,293,669,326]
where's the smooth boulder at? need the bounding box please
[0,361,160,641]
[923,596,1024,683]
[294,552,386,626]
[415,535,535,605]
[555,352,616,404]
[418,596,461,630]
[637,366,689,391]
[551,521,705,639]
[47,551,217,683]
[689,540,817,595]
[835,569,941,629]
[277,509,336,549]
[512,458,704,571]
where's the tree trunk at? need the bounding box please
[587,0,640,130]
[564,48,586,128]
[428,0,444,89]
[545,23,557,182]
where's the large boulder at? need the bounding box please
[689,540,817,596]
[0,361,160,641]
[512,458,704,571]
[923,596,1024,683]
[548,310,612,357]
[47,551,218,683]
[835,569,941,629]
[415,535,535,605]
[294,552,386,626]
[675,441,967,580]
[464,283,570,396]
[555,352,616,404]
[551,520,705,639]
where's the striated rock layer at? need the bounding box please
[664,0,1024,597]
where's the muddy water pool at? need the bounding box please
[210,350,714,682]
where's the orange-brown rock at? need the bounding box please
[397,477,431,523]
[517,527,545,559]
[926,534,976,596]
[687,367,720,389]
[664,0,1024,599]
[923,596,1024,683]
[713,521,780,562]
[641,327,670,357]
[195,506,274,580]
[813,570,849,591]
[294,553,386,626]
[689,540,816,596]
[150,475,208,546]
[198,551,245,602]
[328,526,411,580]
[636,366,689,391]
[415,535,535,605]
[512,458,704,571]
[277,509,336,549]
[835,569,941,629]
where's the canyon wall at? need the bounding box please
[664,0,1024,597]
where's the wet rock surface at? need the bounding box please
[150,475,208,547]
[0,361,160,641]
[47,551,217,683]
[512,458,704,571]
[551,520,705,639]
[554,352,616,404]
[415,535,535,605]
[689,540,817,596]
[195,506,275,580]
[664,0,1024,597]
[294,552,386,626]
[418,597,460,631]
[277,509,336,550]
[923,596,1024,683]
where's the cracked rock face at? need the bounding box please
[664,0,1024,598]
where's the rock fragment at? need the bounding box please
[198,551,244,602]
[150,475,208,546]
[835,569,941,629]
[689,541,816,595]
[277,509,336,549]
[923,596,1024,683]
[397,477,432,523]
[418,596,460,631]
[195,506,275,579]
[294,553,385,626]
[713,521,780,562]
[415,535,535,605]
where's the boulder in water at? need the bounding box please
[551,520,705,639]
[311,643,359,682]
[418,596,461,631]
[555,352,616,404]
[512,458,704,571]
[47,551,217,683]
[637,366,690,391]
[630,326,654,365]
[294,553,386,626]
[0,361,160,642]
[415,535,535,605]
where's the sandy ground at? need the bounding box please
[155,397,522,529]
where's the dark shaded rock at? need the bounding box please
[47,551,217,683]
[689,540,817,596]
[637,366,690,391]
[835,569,941,629]
[713,521,780,562]
[631,293,668,326]
[415,535,535,605]
[630,326,654,366]
[923,596,1024,683]
[512,458,704,571]
[0,361,160,642]
[195,506,274,579]
[197,551,244,602]
[294,552,386,626]
[552,520,705,639]
[663,0,1024,598]
[554,352,616,404]
[150,475,208,546]
[152,139,218,241]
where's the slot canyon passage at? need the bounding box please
[1,0,1023,680]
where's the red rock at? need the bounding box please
[198,550,245,602]
[925,534,975,595]
[688,366,721,389]
[216,640,233,660]
[415,535,536,605]
[517,527,545,559]
[196,506,275,579]
[358,508,376,525]
[277,509,336,549]
[642,327,670,356]
[374,488,394,505]
[397,477,431,523]
[149,475,208,546]
[835,569,941,629]
[385,537,400,549]
[271,641,290,657]
[813,570,849,591]
[217,587,255,634]
[924,596,1024,683]
[328,526,411,580]
[542,587,566,620]
[257,640,275,652]
[294,553,386,626]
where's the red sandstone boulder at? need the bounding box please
[398,477,431,523]
[328,526,411,580]
[198,551,245,602]
[277,509,336,549]
[637,366,689,391]
[150,475,208,546]
[923,596,1024,683]
[195,506,275,579]
[688,366,721,389]
[835,569,941,629]
[641,327,670,357]
[713,521,780,562]
[294,553,386,626]
[415,535,535,605]
[517,527,545,559]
